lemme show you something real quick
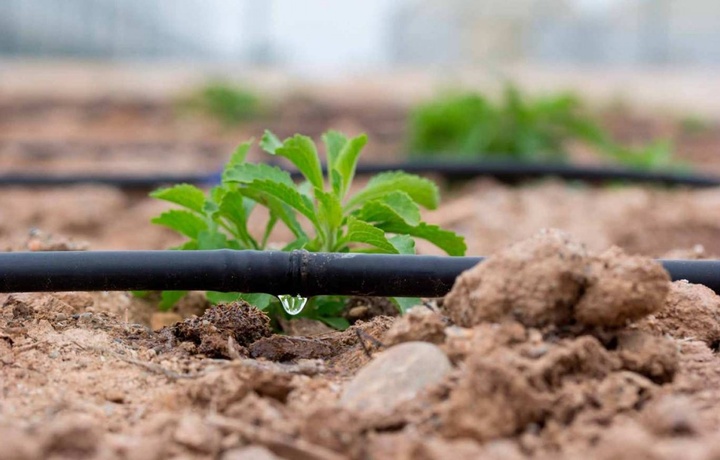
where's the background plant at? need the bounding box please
[148,130,466,328]
[407,84,678,169]
[181,81,262,125]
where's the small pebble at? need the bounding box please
[340,341,452,413]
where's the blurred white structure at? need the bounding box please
[1,0,719,71]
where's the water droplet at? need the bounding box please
[278,294,308,315]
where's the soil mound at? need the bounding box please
[444,228,670,328]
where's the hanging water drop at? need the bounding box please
[278,294,308,315]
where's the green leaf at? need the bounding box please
[217,190,257,247]
[318,316,350,330]
[159,291,187,311]
[391,297,421,314]
[197,230,229,249]
[218,190,248,227]
[315,189,343,230]
[150,184,207,214]
[378,221,467,256]
[225,162,316,235]
[273,135,324,189]
[322,130,347,169]
[151,210,207,239]
[173,240,199,250]
[206,291,242,305]
[240,187,308,239]
[281,237,308,251]
[312,296,346,317]
[224,162,295,188]
[261,213,278,248]
[239,180,318,227]
[259,130,283,154]
[338,217,398,253]
[226,141,253,170]
[330,169,343,198]
[346,171,439,210]
[388,234,416,254]
[240,293,274,310]
[353,191,421,227]
[334,134,368,197]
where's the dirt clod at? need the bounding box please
[170,301,271,359]
[440,354,549,442]
[616,331,679,384]
[249,336,336,362]
[444,229,671,329]
[444,229,588,327]
[173,413,221,455]
[637,280,720,348]
[641,395,701,437]
[383,306,448,346]
[575,247,670,327]
[41,414,102,458]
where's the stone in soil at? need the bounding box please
[340,341,452,413]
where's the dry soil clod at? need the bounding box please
[444,229,671,329]
[169,301,272,359]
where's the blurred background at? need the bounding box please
[2,0,719,69]
[1,0,720,257]
[2,0,720,171]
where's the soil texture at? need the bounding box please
[3,231,720,459]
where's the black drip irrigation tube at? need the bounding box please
[0,250,718,297]
[2,160,720,189]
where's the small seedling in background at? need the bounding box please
[408,84,680,170]
[182,81,261,125]
[605,140,676,170]
[147,130,466,329]
[679,115,713,136]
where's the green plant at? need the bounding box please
[408,85,603,161]
[148,130,466,328]
[604,140,676,170]
[184,82,261,125]
[680,115,713,136]
[407,84,678,170]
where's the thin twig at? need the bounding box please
[355,328,385,358]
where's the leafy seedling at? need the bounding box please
[407,83,681,170]
[148,130,466,328]
[182,81,262,125]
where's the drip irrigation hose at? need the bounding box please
[0,250,717,297]
[1,160,720,189]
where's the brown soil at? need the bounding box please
[2,230,720,459]
[3,94,720,458]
